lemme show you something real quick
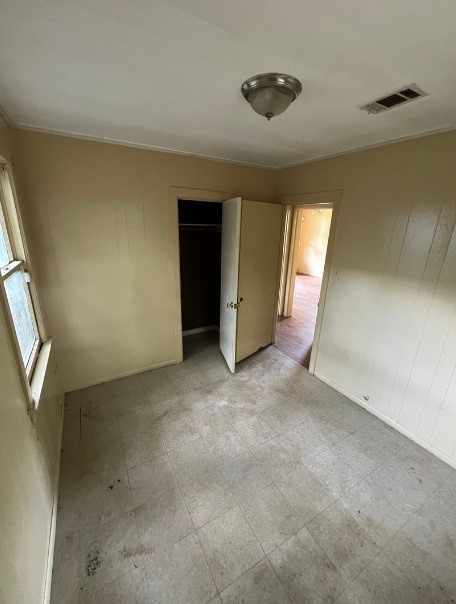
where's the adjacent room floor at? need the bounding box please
[53,332,456,603]
[275,274,322,368]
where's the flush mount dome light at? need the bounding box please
[241,73,302,121]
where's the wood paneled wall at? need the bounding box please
[13,130,275,392]
[277,130,456,467]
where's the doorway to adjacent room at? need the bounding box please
[275,202,334,369]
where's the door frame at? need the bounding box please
[279,190,342,374]
[277,206,293,317]
[169,187,233,363]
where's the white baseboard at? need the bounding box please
[314,371,456,470]
[182,325,218,336]
[43,397,65,603]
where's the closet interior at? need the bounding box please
[178,199,222,337]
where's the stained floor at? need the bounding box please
[275,274,322,368]
[53,332,456,603]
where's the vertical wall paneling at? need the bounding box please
[277,131,456,466]
[13,126,456,465]
[15,131,275,391]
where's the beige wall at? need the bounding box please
[8,125,456,470]
[277,130,456,466]
[13,130,275,392]
[297,208,332,277]
[3,122,456,604]
[0,118,64,603]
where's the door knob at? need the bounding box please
[226,298,244,309]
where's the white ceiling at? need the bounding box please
[1,0,455,168]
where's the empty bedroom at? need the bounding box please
[0,1,455,603]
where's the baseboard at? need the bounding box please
[182,325,218,336]
[314,371,456,470]
[43,397,65,603]
[65,358,180,394]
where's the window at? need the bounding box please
[0,165,41,377]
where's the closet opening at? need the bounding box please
[178,199,222,356]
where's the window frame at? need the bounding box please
[0,160,46,393]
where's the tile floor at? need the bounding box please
[52,332,456,603]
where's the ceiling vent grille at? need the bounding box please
[359,84,428,114]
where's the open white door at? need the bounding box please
[220,198,283,372]
[236,201,283,363]
[219,197,241,372]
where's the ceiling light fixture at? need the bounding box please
[241,73,302,121]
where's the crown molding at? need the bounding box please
[273,125,456,170]
[14,123,276,170]
[8,120,456,171]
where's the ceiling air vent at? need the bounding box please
[359,84,428,114]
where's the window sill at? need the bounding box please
[30,338,52,408]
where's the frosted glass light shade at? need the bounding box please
[248,86,295,119]
[241,73,302,121]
